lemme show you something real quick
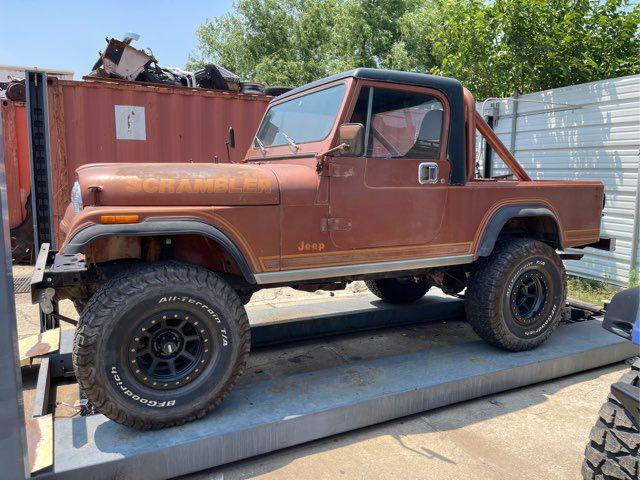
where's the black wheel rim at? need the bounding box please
[510,270,548,325]
[128,310,213,390]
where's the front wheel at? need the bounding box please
[466,238,566,351]
[365,277,431,304]
[73,262,250,429]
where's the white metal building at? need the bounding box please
[477,75,640,286]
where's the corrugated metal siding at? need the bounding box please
[477,75,640,286]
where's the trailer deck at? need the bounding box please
[25,296,636,479]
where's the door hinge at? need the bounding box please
[321,218,352,232]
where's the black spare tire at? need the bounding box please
[365,277,431,304]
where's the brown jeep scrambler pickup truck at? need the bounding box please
[31,68,612,429]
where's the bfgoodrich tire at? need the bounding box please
[466,238,566,351]
[582,360,639,480]
[365,277,431,304]
[73,262,250,429]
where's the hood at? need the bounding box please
[76,163,280,206]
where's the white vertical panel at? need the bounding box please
[477,75,640,286]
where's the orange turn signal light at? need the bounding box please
[100,215,140,224]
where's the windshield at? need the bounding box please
[254,84,346,149]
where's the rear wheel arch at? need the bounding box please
[64,220,257,284]
[477,204,563,257]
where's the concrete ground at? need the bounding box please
[187,364,628,480]
[12,265,633,480]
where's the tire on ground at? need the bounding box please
[465,238,566,351]
[365,277,431,304]
[582,360,639,480]
[73,261,250,429]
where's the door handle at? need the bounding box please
[418,162,439,184]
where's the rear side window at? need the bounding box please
[350,87,444,159]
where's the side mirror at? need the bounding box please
[227,127,236,149]
[338,123,364,156]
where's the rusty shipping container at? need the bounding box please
[1,99,30,229]
[40,77,271,244]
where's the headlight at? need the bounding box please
[71,181,83,213]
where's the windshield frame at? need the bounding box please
[245,78,352,161]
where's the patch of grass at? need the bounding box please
[567,276,620,307]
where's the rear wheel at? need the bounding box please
[73,262,250,429]
[466,238,566,351]
[365,277,431,304]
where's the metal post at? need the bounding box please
[25,71,59,331]
[0,96,29,479]
[629,159,640,281]
[483,114,495,178]
[509,87,519,154]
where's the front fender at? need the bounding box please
[64,220,256,284]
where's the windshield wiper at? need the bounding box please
[254,135,267,155]
[280,130,299,153]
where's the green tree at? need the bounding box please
[189,0,416,85]
[188,0,338,85]
[395,0,640,97]
[190,0,640,98]
[329,0,414,70]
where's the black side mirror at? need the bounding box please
[228,127,236,149]
[338,123,364,156]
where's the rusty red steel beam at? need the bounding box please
[474,110,531,181]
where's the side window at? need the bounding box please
[349,87,444,159]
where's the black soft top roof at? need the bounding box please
[270,68,468,185]
[271,68,462,103]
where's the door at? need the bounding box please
[329,83,451,250]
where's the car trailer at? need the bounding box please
[5,283,640,478]
[5,278,639,479]
[2,72,638,480]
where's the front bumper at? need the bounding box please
[31,243,87,311]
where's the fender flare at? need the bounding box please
[64,220,256,284]
[477,204,562,257]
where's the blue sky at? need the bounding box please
[0,0,234,79]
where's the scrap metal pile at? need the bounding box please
[0,34,290,101]
[0,79,26,101]
[88,34,290,96]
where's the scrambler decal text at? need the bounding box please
[125,177,272,195]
